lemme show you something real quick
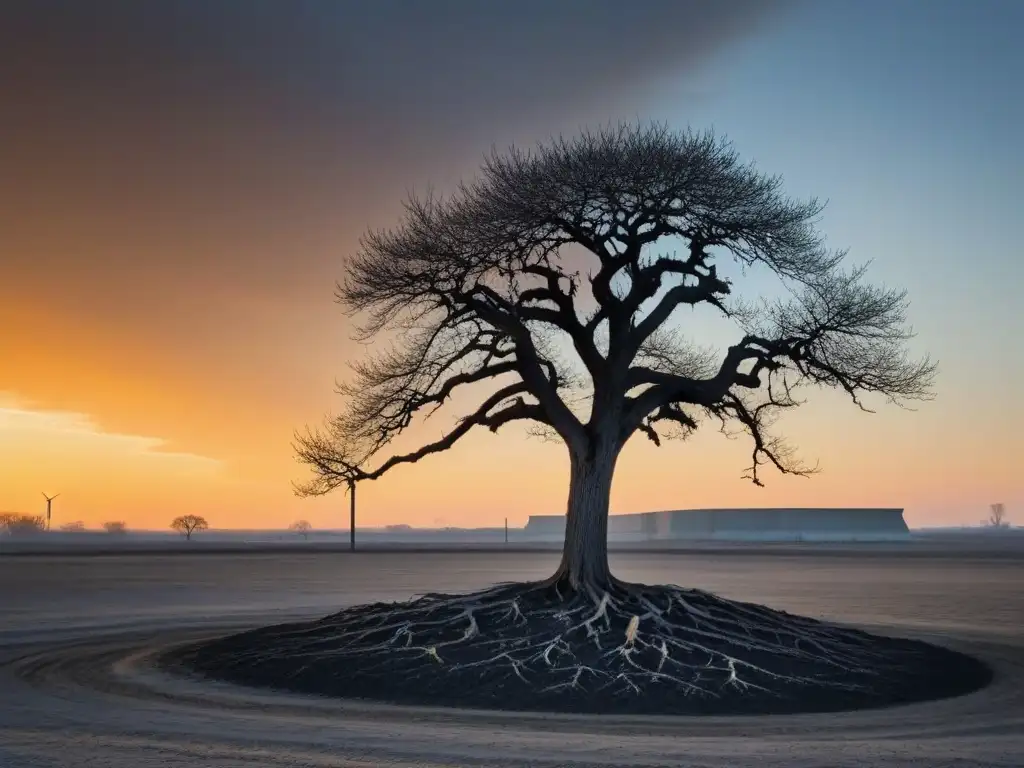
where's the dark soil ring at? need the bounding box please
[163,581,992,716]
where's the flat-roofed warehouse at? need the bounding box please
[523,508,910,542]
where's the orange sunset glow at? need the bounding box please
[2,2,1020,533]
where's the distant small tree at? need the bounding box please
[171,514,209,540]
[988,503,1008,529]
[103,521,127,534]
[0,513,47,535]
[60,521,86,532]
[289,519,313,540]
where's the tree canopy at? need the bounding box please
[296,123,934,494]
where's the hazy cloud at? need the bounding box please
[0,393,221,469]
[3,1,789,145]
[2,1,792,242]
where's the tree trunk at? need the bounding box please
[549,442,619,591]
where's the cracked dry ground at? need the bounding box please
[169,580,991,716]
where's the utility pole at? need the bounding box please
[348,478,356,551]
[504,517,508,545]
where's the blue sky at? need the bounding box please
[648,0,1022,448]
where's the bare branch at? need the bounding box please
[707,372,817,486]
[620,261,933,483]
[631,327,719,386]
[745,264,938,408]
[292,426,371,498]
[295,383,547,494]
[338,324,520,456]
[636,403,701,447]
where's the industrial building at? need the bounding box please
[523,508,910,542]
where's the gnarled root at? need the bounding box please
[171,579,990,715]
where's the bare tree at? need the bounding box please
[294,438,364,550]
[170,514,208,541]
[283,124,937,708]
[59,521,86,532]
[298,124,933,587]
[988,503,1008,528]
[0,513,47,535]
[103,521,127,534]
[289,519,313,540]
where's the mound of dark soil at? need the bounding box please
[164,581,992,716]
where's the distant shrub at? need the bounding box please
[289,520,313,539]
[0,513,47,535]
[103,521,127,534]
[60,521,87,532]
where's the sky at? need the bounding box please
[2,0,1021,531]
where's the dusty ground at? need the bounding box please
[1,545,1022,767]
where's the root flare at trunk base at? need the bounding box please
[166,580,991,716]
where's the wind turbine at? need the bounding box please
[42,492,59,531]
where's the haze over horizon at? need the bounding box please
[2,0,1021,531]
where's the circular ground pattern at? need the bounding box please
[167,580,991,716]
[3,549,1023,767]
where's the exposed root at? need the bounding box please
[173,579,990,716]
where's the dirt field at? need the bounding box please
[2,545,1021,767]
